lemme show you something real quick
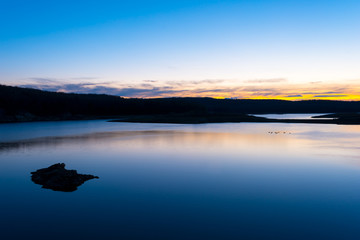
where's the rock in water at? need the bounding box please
[31,163,99,192]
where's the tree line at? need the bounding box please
[1,84,359,122]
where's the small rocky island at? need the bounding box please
[31,163,99,192]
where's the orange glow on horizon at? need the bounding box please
[23,78,360,101]
[135,80,360,100]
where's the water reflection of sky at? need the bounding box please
[2,120,359,166]
[251,113,318,119]
[1,119,360,239]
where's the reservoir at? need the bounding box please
[1,119,360,239]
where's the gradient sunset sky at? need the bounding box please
[1,0,359,100]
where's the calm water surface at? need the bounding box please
[252,113,319,119]
[0,119,360,239]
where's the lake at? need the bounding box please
[1,119,360,239]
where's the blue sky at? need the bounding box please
[1,0,360,99]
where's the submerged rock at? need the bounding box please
[31,163,99,192]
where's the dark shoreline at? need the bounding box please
[1,113,360,125]
[109,113,360,125]
[2,85,360,125]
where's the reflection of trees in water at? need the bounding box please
[0,130,181,154]
[0,138,64,153]
[0,136,79,154]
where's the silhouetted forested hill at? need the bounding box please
[1,84,359,123]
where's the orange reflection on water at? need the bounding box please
[2,122,360,168]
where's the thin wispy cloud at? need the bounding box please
[28,77,60,84]
[143,80,158,83]
[165,79,226,86]
[244,78,288,84]
[21,83,98,93]
[313,95,348,98]
[27,77,100,83]
[286,95,303,98]
[70,77,99,80]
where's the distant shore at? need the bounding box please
[109,113,360,125]
[2,85,360,124]
[2,112,360,125]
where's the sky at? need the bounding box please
[1,0,360,100]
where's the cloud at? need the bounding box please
[115,87,185,97]
[28,77,100,82]
[20,84,53,91]
[18,77,360,100]
[71,77,99,80]
[322,91,345,94]
[28,77,59,84]
[143,80,158,83]
[19,83,186,98]
[244,78,287,84]
[165,79,226,86]
[313,95,348,98]
[286,95,303,98]
[192,88,228,93]
[189,79,226,85]
[302,88,349,95]
[20,83,97,93]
